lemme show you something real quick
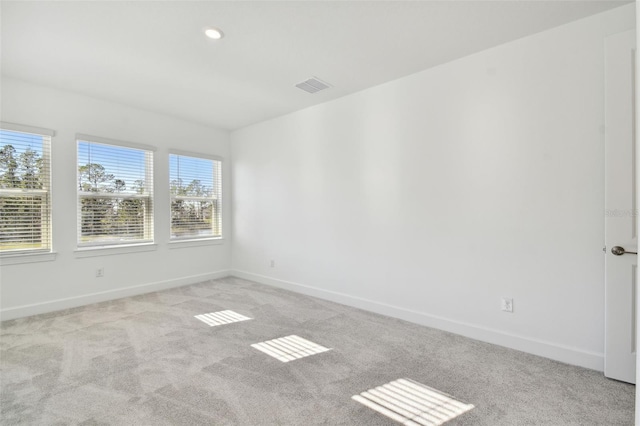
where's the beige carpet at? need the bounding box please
[0,276,634,424]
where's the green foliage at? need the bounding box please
[78,163,146,239]
[0,145,46,189]
[170,178,212,197]
[19,148,43,189]
[0,195,45,248]
[1,146,219,247]
[78,163,115,192]
[133,180,145,194]
[170,178,216,237]
[80,197,145,240]
[0,145,47,249]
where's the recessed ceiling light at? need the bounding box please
[204,27,224,40]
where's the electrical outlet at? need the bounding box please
[501,297,513,313]
[269,260,275,268]
[96,268,104,278]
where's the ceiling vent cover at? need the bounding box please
[295,77,331,94]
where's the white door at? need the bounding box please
[605,29,637,384]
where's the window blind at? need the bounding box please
[169,153,222,240]
[77,138,154,246]
[0,128,52,253]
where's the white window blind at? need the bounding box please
[77,137,154,247]
[169,152,222,240]
[0,126,52,254]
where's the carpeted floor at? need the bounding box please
[0,277,634,425]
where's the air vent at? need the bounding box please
[295,77,331,94]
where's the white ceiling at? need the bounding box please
[1,1,631,131]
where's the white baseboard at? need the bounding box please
[231,270,604,372]
[0,270,231,321]
[2,268,604,371]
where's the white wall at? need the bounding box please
[231,4,636,370]
[635,4,639,423]
[0,78,232,319]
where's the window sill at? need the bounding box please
[74,243,158,258]
[169,238,224,249]
[0,251,57,266]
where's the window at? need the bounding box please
[0,123,53,254]
[169,152,222,241]
[77,135,154,247]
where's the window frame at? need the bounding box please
[76,134,156,249]
[169,149,223,243]
[0,122,54,259]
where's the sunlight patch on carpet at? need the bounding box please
[194,310,252,327]
[352,378,474,426]
[251,335,331,362]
